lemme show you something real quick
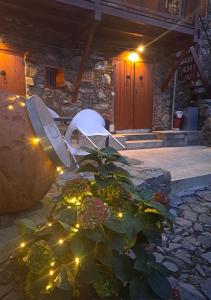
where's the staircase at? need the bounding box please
[112,131,202,150]
[161,45,210,97]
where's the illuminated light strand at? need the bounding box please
[58,238,64,245]
[49,269,55,276]
[8,105,14,110]
[20,242,26,248]
[117,212,123,218]
[74,257,80,265]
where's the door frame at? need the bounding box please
[113,53,153,131]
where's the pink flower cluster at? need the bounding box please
[78,197,109,229]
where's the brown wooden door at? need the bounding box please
[114,60,153,130]
[0,51,26,96]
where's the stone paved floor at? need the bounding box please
[120,146,211,181]
[160,187,211,300]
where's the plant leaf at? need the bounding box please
[111,252,133,282]
[70,236,86,257]
[77,163,98,174]
[148,271,171,300]
[104,217,124,234]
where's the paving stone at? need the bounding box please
[176,217,192,227]
[196,264,206,277]
[194,223,203,232]
[183,209,198,222]
[198,233,211,249]
[183,236,200,247]
[166,243,181,251]
[199,213,211,225]
[153,252,164,263]
[196,190,211,202]
[173,252,192,265]
[201,252,211,264]
[201,278,211,300]
[178,282,206,300]
[190,203,208,214]
[182,240,196,251]
[163,261,179,273]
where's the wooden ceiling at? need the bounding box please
[0,0,194,58]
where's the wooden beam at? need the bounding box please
[161,48,189,92]
[72,22,98,102]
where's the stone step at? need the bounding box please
[153,131,202,147]
[126,139,163,150]
[123,133,157,141]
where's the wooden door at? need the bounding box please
[114,60,153,130]
[0,50,26,96]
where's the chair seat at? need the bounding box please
[79,126,109,137]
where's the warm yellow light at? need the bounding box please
[30,137,40,145]
[59,170,64,175]
[48,222,52,227]
[58,238,64,245]
[46,284,53,291]
[49,269,55,276]
[50,261,55,267]
[8,105,14,110]
[73,228,79,233]
[56,166,62,172]
[16,95,20,99]
[138,45,145,53]
[19,101,26,107]
[118,212,123,218]
[75,257,80,265]
[128,52,139,62]
[75,224,80,229]
[20,242,26,248]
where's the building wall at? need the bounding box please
[0,16,174,132]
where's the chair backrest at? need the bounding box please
[71,109,105,134]
[48,108,59,119]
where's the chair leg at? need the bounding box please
[84,136,99,150]
[111,135,126,149]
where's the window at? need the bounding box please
[46,67,64,88]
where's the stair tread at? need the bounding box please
[126,139,162,144]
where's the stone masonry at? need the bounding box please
[0,14,175,131]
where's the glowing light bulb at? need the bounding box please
[48,222,52,227]
[128,52,139,62]
[75,257,80,265]
[138,45,145,53]
[50,261,55,267]
[73,228,79,233]
[56,166,62,172]
[20,242,26,248]
[75,224,80,229]
[16,95,20,99]
[46,284,52,291]
[19,101,26,107]
[58,238,64,245]
[31,137,40,145]
[8,105,14,110]
[118,212,123,218]
[59,170,64,175]
[49,269,54,276]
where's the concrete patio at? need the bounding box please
[120,146,211,192]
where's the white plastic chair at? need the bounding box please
[48,108,59,119]
[64,109,125,166]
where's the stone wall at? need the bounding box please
[0,14,174,132]
[152,59,174,130]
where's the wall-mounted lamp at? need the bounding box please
[128,52,139,62]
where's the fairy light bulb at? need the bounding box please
[75,257,80,265]
[46,284,52,291]
[118,212,123,218]
[8,105,14,110]
[50,261,55,267]
[48,222,52,227]
[19,101,25,107]
[75,224,80,229]
[49,269,54,276]
[20,242,26,248]
[58,238,64,245]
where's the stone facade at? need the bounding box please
[0,14,175,132]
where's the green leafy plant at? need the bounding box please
[17,147,175,300]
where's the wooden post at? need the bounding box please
[72,21,98,103]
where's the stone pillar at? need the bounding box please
[201,99,211,146]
